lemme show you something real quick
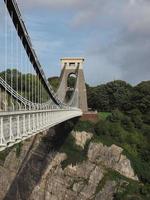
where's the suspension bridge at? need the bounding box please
[0,0,88,151]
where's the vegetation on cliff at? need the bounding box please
[0,69,149,199]
[73,111,150,199]
[87,80,150,113]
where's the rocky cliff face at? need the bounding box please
[0,127,138,200]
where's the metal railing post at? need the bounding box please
[36,113,39,130]
[33,114,36,132]
[9,116,14,142]
[22,115,26,137]
[17,115,20,139]
[28,114,31,135]
[0,118,6,146]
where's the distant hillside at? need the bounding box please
[48,76,60,91]
[0,70,149,113]
[47,76,150,115]
[0,69,150,199]
[87,80,150,114]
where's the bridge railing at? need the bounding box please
[0,108,82,151]
[0,0,84,153]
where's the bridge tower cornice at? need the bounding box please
[60,58,84,70]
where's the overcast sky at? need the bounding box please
[0,0,150,85]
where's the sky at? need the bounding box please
[0,0,150,86]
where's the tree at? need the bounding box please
[87,80,132,112]
[131,81,150,113]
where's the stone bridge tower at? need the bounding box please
[57,58,88,112]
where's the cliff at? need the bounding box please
[0,125,138,200]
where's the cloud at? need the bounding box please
[81,0,150,84]
[0,0,150,85]
[19,0,86,10]
[16,0,150,84]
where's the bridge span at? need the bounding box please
[0,0,87,151]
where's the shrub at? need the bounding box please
[129,109,143,129]
[108,109,124,123]
[95,120,109,136]
[74,120,94,133]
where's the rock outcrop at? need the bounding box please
[72,131,93,149]
[29,132,138,200]
[88,142,138,180]
[0,130,138,200]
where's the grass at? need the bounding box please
[98,112,111,120]
[74,120,95,133]
[92,134,115,147]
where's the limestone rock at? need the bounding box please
[0,166,14,200]
[81,183,97,199]
[72,131,93,149]
[89,166,104,185]
[0,131,139,200]
[64,161,95,179]
[72,181,85,193]
[88,142,104,163]
[114,154,138,180]
[80,166,104,199]
[88,142,138,181]
[95,181,117,200]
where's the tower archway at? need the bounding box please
[57,58,88,112]
[65,73,77,102]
